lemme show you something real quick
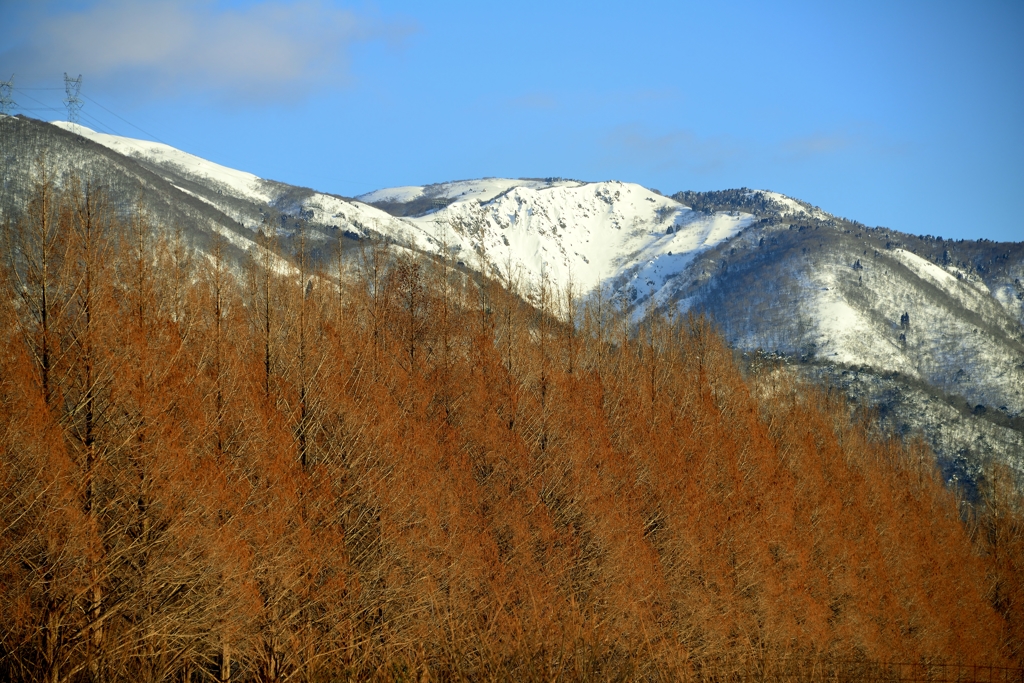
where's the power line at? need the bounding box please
[13,89,65,115]
[9,79,382,197]
[14,82,169,146]
[78,110,116,135]
[82,94,168,145]
[13,88,116,135]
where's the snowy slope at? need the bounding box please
[51,122,276,204]
[50,124,752,301]
[752,190,831,221]
[41,119,1024,420]
[358,178,579,206]
[50,121,426,243]
[2,115,1018,483]
[683,221,1024,417]
[294,191,425,241]
[364,179,754,304]
[809,250,1023,411]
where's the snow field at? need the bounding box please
[51,122,276,205]
[52,121,1021,415]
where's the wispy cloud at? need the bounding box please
[782,132,855,159]
[1,0,417,101]
[601,122,906,177]
[779,125,909,162]
[508,92,559,110]
[603,124,743,174]
[503,87,682,114]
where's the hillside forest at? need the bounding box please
[1,170,1023,682]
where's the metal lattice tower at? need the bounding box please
[64,73,82,131]
[1,75,13,226]
[0,75,14,116]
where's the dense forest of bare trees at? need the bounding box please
[1,172,1023,681]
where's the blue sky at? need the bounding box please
[2,0,1022,242]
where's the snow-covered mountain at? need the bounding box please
[2,115,1022,485]
[359,178,754,298]
[43,123,757,306]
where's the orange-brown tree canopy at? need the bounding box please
[0,174,1021,682]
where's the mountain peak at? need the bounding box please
[1,114,1019,483]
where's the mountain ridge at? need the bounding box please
[2,115,1021,485]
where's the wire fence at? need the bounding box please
[681,659,1024,682]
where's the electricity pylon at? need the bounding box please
[0,75,14,115]
[64,73,82,133]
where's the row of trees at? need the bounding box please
[1,171,1022,681]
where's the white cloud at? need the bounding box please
[604,124,743,174]
[1,0,416,101]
